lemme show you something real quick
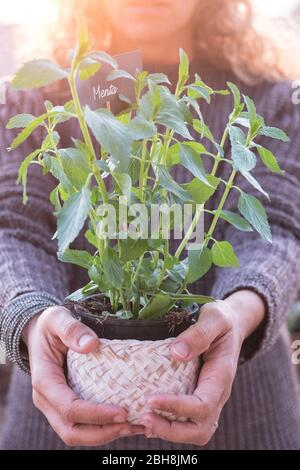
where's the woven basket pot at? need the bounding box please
[67,306,200,424]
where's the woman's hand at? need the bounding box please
[140,290,265,445]
[23,306,145,447]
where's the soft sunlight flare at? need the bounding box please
[0,0,59,25]
[252,0,300,16]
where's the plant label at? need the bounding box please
[77,50,143,114]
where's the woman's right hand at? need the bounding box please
[22,306,145,447]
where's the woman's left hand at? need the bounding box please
[140,290,265,445]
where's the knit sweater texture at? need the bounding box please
[0,58,300,450]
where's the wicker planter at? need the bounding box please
[67,305,200,424]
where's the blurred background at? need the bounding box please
[0,0,300,441]
[0,0,300,80]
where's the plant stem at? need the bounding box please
[211,124,230,176]
[204,169,237,244]
[155,238,169,290]
[69,68,109,204]
[132,254,144,285]
[138,139,148,202]
[162,129,174,165]
[119,289,128,311]
[175,203,204,259]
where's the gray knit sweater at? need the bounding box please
[1,59,300,450]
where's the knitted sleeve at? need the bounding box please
[0,85,71,373]
[212,80,300,361]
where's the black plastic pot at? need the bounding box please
[68,301,200,341]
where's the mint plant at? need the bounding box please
[7,23,289,320]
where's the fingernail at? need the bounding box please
[146,433,158,439]
[172,341,190,358]
[147,399,157,409]
[78,334,96,348]
[113,415,127,424]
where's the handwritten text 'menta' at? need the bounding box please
[93,84,118,101]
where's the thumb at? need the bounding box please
[170,302,228,362]
[46,306,100,354]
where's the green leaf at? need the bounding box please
[12,60,68,90]
[139,293,174,320]
[85,107,133,170]
[181,141,208,154]
[89,51,118,69]
[243,95,256,124]
[96,160,111,173]
[183,175,219,204]
[116,310,133,320]
[218,210,253,232]
[187,247,212,283]
[65,282,99,302]
[259,126,289,142]
[157,112,192,140]
[179,144,211,185]
[42,155,73,193]
[229,126,246,146]
[42,131,60,149]
[178,48,189,86]
[56,187,91,252]
[102,246,124,289]
[238,192,272,243]
[106,69,136,82]
[148,79,161,115]
[231,143,256,172]
[188,85,212,103]
[257,146,283,174]
[113,173,132,202]
[227,82,241,108]
[147,73,171,85]
[58,148,90,190]
[79,61,101,81]
[85,229,99,249]
[242,171,270,200]
[6,113,36,129]
[192,119,215,142]
[76,13,91,57]
[17,149,41,204]
[155,165,191,201]
[167,142,208,168]
[128,116,156,139]
[119,239,149,262]
[58,249,94,269]
[162,292,214,304]
[9,113,48,149]
[50,185,61,212]
[212,241,239,268]
[214,89,230,96]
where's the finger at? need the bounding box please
[43,306,100,354]
[140,412,202,445]
[170,301,233,361]
[147,394,205,421]
[37,394,144,446]
[32,361,128,425]
[69,423,145,446]
[195,348,236,410]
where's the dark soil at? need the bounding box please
[63,294,198,339]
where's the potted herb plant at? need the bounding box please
[7,23,288,423]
